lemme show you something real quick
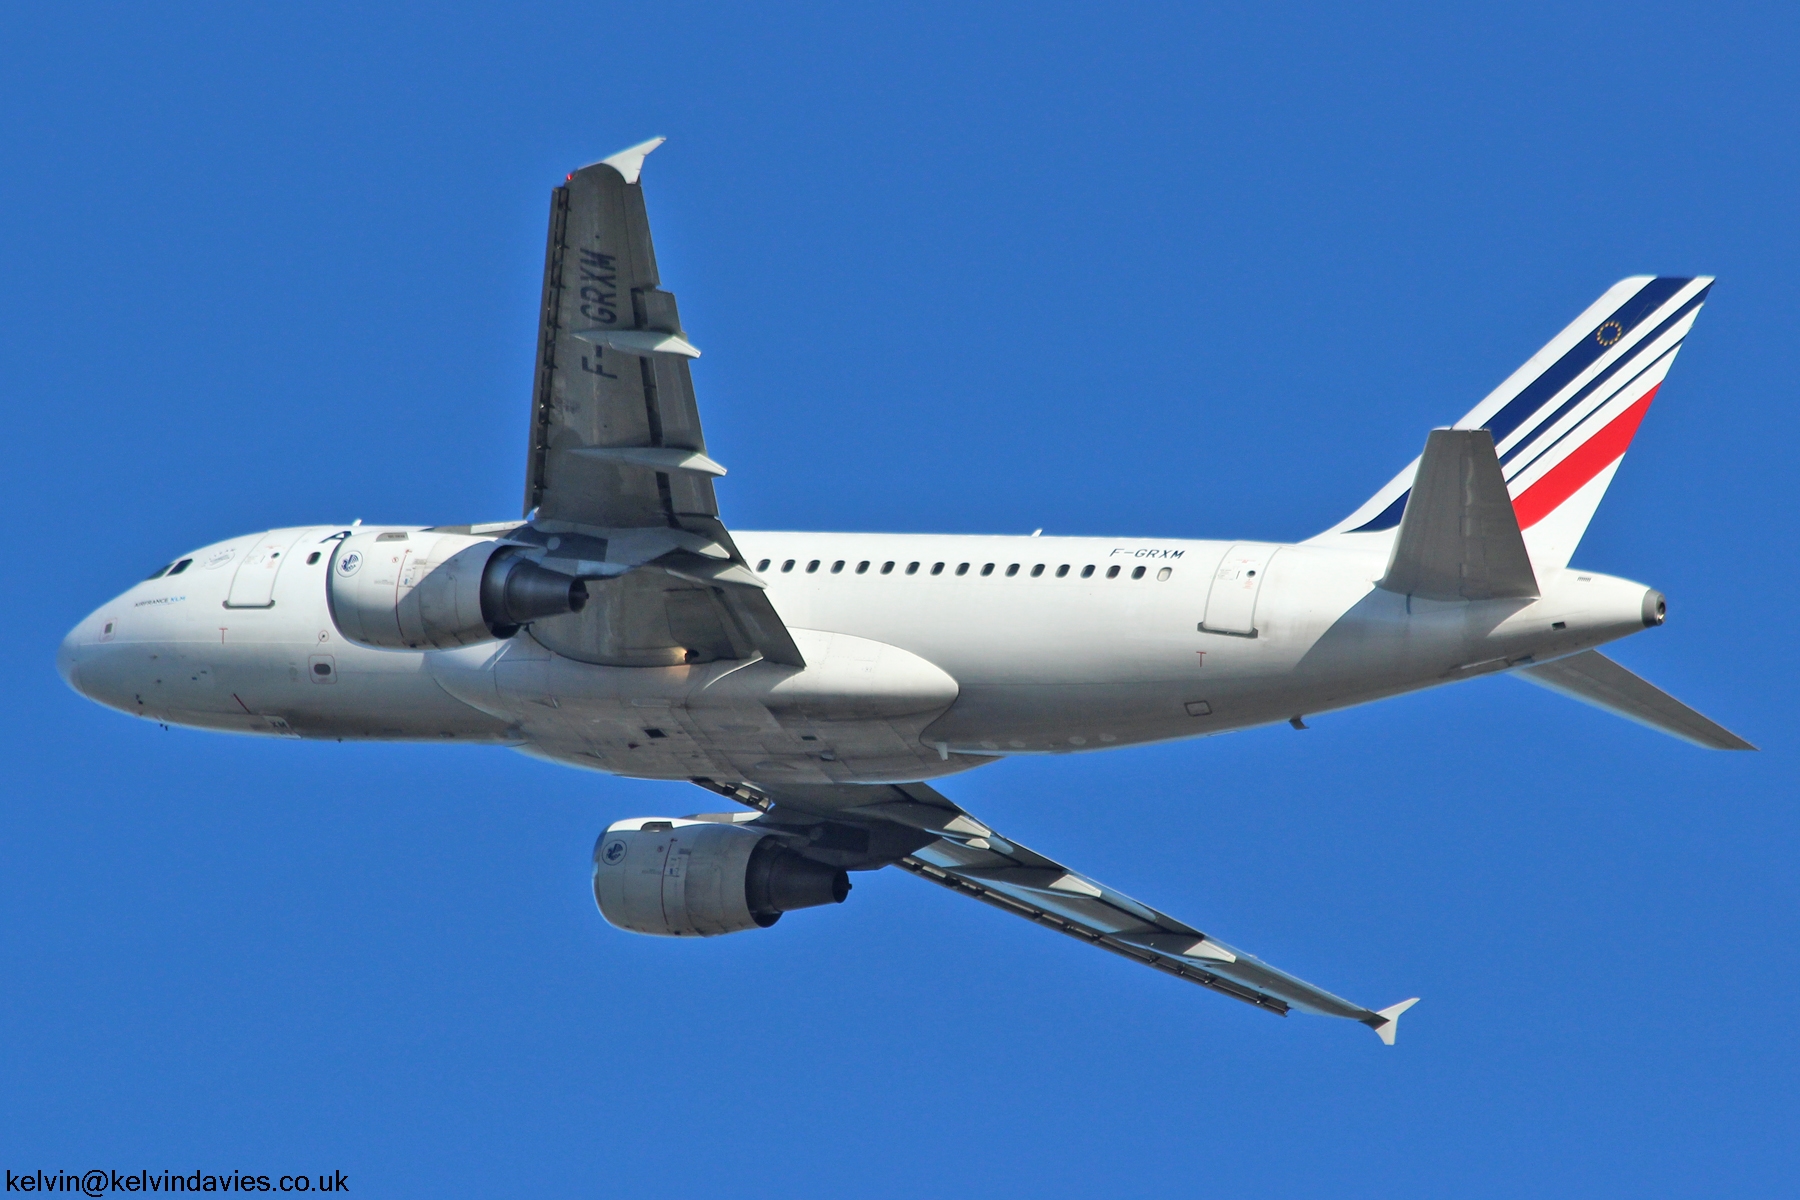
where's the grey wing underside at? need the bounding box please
[519,139,802,668]
[694,778,1419,1042]
[1515,649,1755,750]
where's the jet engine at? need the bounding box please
[327,530,587,650]
[593,818,851,937]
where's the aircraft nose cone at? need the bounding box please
[56,623,84,694]
[58,610,131,711]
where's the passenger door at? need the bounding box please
[225,530,308,609]
[1201,543,1280,637]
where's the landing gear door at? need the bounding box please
[225,530,309,609]
[1202,543,1280,637]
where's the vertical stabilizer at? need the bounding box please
[1310,277,1713,573]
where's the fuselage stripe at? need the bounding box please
[1500,341,1678,489]
[1496,288,1705,468]
[1512,385,1659,530]
[1483,276,1690,448]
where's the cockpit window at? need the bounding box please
[144,563,172,580]
[167,558,192,576]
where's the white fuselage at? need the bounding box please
[58,525,1660,786]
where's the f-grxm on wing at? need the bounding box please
[692,778,1419,1044]
[518,137,803,669]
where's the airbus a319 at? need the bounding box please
[59,139,1752,1042]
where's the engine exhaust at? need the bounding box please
[481,551,588,634]
[745,840,851,928]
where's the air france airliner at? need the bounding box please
[58,139,1752,1042]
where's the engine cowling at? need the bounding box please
[327,530,587,650]
[593,818,851,937]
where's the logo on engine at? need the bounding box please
[601,839,628,865]
[336,551,362,577]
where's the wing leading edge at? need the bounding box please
[694,779,1419,1043]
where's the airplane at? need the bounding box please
[57,137,1754,1044]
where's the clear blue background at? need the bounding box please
[3,3,1794,1195]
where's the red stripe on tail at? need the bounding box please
[1513,384,1660,530]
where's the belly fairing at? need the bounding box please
[432,628,975,785]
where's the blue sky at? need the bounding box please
[4,3,1796,1195]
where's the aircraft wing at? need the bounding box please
[696,779,1419,1042]
[520,139,802,666]
[1516,649,1755,750]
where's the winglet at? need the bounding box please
[1369,997,1420,1045]
[582,136,667,184]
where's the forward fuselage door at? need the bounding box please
[1202,543,1281,637]
[225,530,308,609]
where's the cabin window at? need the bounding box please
[781,559,796,572]
[930,562,945,575]
[831,560,845,573]
[1031,564,1045,577]
[1107,565,1121,578]
[306,552,322,565]
[168,559,192,575]
[756,558,771,571]
[906,562,920,575]
[1081,565,1095,578]
[1157,567,1172,581]
[955,563,969,576]
[806,560,821,573]
[1131,566,1146,579]
[1056,565,1069,577]
[980,563,994,576]
[1006,564,1020,577]
[856,561,870,574]
[881,561,895,574]
[145,563,172,580]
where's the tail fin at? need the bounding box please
[1311,276,1714,571]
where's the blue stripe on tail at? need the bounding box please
[1346,277,1698,534]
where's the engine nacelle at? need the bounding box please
[327,530,587,650]
[593,818,851,937]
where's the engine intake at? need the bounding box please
[327,530,586,650]
[593,818,850,937]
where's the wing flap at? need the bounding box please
[1515,650,1755,750]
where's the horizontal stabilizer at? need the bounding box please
[1367,997,1420,1045]
[1378,429,1539,602]
[1515,650,1755,750]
